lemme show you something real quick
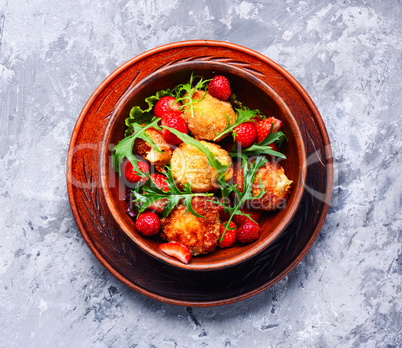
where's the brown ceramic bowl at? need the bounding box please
[100,60,306,271]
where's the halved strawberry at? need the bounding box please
[256,117,283,143]
[161,113,188,145]
[208,75,231,101]
[154,96,182,119]
[158,242,191,264]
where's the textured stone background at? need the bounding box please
[0,0,401,347]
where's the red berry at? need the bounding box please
[161,113,188,145]
[148,173,170,212]
[218,221,237,248]
[150,173,169,191]
[135,211,161,236]
[233,207,263,225]
[154,96,182,119]
[256,117,283,143]
[158,242,191,264]
[208,75,231,101]
[217,197,231,221]
[233,122,257,148]
[236,220,259,244]
[124,160,150,183]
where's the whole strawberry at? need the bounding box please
[217,197,231,221]
[233,122,257,148]
[135,211,161,236]
[149,173,170,212]
[218,221,237,248]
[154,96,182,119]
[124,160,150,183]
[233,207,263,225]
[208,75,231,101]
[162,113,188,145]
[256,117,283,143]
[236,220,260,244]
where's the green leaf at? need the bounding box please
[131,166,213,218]
[161,126,230,177]
[239,129,288,159]
[111,118,162,174]
[213,106,260,141]
[218,156,268,242]
[124,89,174,136]
[173,73,211,118]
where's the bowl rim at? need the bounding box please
[99,59,307,271]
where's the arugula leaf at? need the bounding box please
[174,73,211,118]
[161,126,229,177]
[217,156,268,242]
[231,129,288,159]
[111,117,162,174]
[213,106,260,141]
[131,166,213,218]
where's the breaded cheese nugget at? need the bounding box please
[182,90,237,141]
[133,128,172,168]
[171,141,233,193]
[161,197,220,255]
[233,161,292,211]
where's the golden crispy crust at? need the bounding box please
[161,197,221,255]
[171,140,233,193]
[182,91,237,141]
[233,161,292,211]
[133,128,172,167]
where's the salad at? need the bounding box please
[111,73,292,264]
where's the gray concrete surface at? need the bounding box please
[0,0,401,347]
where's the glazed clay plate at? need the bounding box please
[66,40,332,306]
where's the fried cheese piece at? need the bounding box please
[171,141,233,193]
[233,161,292,211]
[161,197,221,255]
[182,90,237,141]
[133,128,172,169]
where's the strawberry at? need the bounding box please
[148,173,170,212]
[154,96,182,119]
[233,207,263,225]
[256,117,283,143]
[150,173,169,191]
[217,197,231,221]
[218,221,237,248]
[135,211,161,236]
[233,122,257,148]
[158,242,191,264]
[161,113,188,145]
[236,220,260,244]
[124,160,150,183]
[208,75,231,101]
